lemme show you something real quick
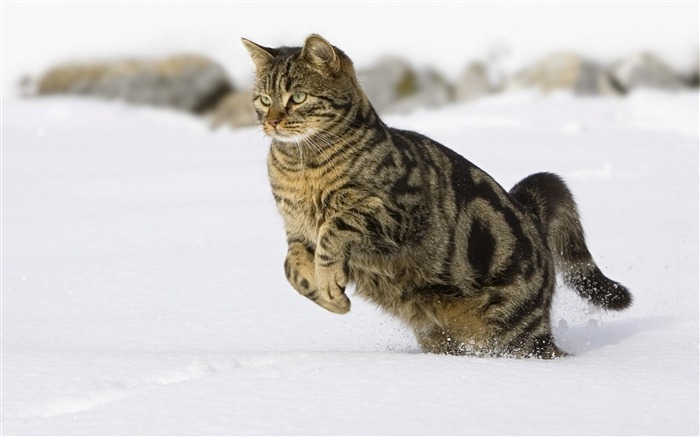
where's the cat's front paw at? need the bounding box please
[319,289,351,315]
[315,264,351,314]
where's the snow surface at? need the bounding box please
[2,90,699,435]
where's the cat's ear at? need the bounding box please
[302,34,340,73]
[241,38,276,71]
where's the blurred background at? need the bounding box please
[2,1,698,127]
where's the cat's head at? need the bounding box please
[241,34,365,143]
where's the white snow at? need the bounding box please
[2,90,698,435]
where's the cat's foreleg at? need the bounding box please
[314,197,395,315]
[284,240,350,314]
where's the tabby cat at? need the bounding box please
[242,34,632,358]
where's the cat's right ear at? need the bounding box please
[302,34,340,73]
[241,38,275,71]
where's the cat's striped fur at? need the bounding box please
[242,34,632,358]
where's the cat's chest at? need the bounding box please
[268,164,338,242]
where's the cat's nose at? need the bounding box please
[267,118,281,128]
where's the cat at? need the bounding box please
[242,34,632,358]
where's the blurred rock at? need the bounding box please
[30,54,233,113]
[687,68,699,88]
[388,68,453,114]
[357,58,452,114]
[454,62,493,102]
[685,62,700,87]
[610,53,688,92]
[23,48,695,130]
[357,57,416,113]
[209,89,257,128]
[509,52,618,96]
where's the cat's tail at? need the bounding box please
[509,172,632,310]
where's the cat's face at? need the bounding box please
[242,35,360,144]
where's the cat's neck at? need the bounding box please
[270,132,353,170]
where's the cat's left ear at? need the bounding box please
[241,38,276,71]
[302,34,340,73]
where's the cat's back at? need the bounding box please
[382,126,511,206]
[384,127,488,178]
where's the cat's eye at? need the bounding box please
[260,95,272,106]
[291,92,307,104]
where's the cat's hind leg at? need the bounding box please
[416,296,568,358]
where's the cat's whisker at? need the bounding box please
[293,136,305,167]
[311,129,354,155]
[300,132,334,164]
[331,112,366,129]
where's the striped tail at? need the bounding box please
[510,172,632,310]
